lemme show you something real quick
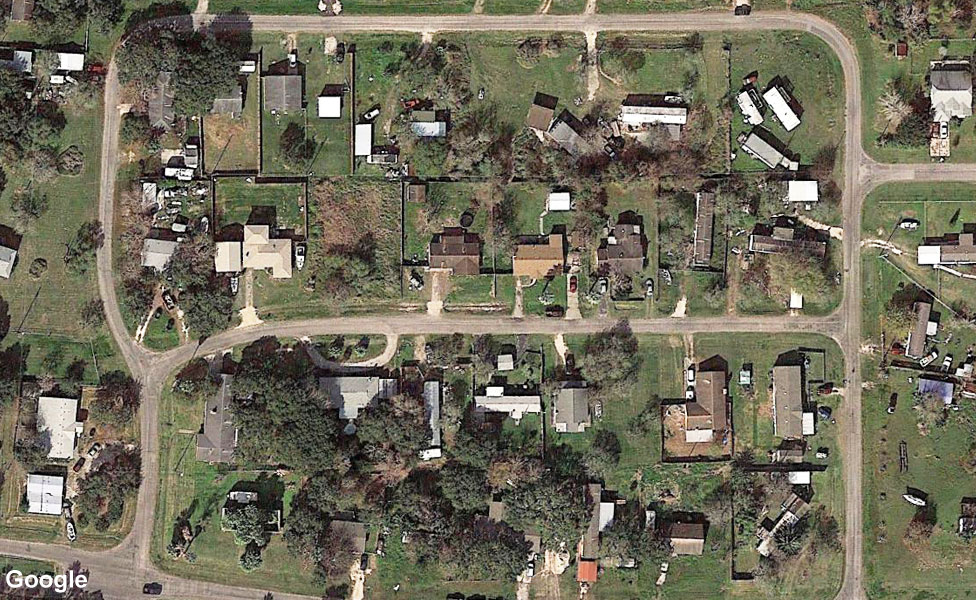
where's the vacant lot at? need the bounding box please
[214,178,307,235]
[212,0,476,13]
[204,75,260,172]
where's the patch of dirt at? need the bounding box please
[671,296,687,318]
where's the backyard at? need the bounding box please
[213,177,308,235]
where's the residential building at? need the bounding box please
[242,225,292,279]
[428,228,481,275]
[56,52,84,72]
[772,364,804,439]
[737,127,797,170]
[762,79,802,131]
[748,221,827,258]
[918,377,954,405]
[328,520,368,555]
[917,227,976,266]
[421,381,442,460]
[473,386,542,422]
[354,123,372,156]
[736,86,765,125]
[787,180,819,204]
[684,359,729,444]
[10,0,34,21]
[196,374,237,463]
[37,396,82,459]
[319,375,398,420]
[263,74,303,113]
[619,94,688,129]
[148,71,175,130]
[221,488,282,532]
[960,498,976,537]
[215,240,243,274]
[0,244,17,278]
[553,384,590,433]
[410,110,447,137]
[758,490,810,556]
[906,300,937,359]
[547,109,585,156]
[693,191,716,267]
[513,234,564,279]
[930,60,973,122]
[526,92,558,131]
[212,83,244,118]
[597,211,646,276]
[665,521,706,556]
[25,474,63,516]
[141,237,178,272]
[772,439,807,463]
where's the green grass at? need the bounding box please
[205,74,260,172]
[0,555,57,576]
[143,315,181,351]
[212,0,476,13]
[549,0,587,13]
[484,0,540,13]
[214,178,306,234]
[598,0,728,10]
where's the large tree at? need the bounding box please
[579,320,641,397]
[91,370,141,426]
[437,461,489,513]
[223,505,271,547]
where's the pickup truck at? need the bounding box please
[919,350,938,368]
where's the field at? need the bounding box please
[210,0,476,14]
[214,177,307,235]
[204,75,260,172]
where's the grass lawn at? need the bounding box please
[597,0,732,10]
[152,385,322,595]
[143,314,181,351]
[550,0,587,12]
[403,182,492,263]
[211,0,476,13]
[484,0,541,13]
[204,74,260,172]
[0,555,57,575]
[729,31,845,172]
[214,178,307,235]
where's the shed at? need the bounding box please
[0,245,17,279]
[918,377,955,405]
[57,52,84,72]
[547,192,571,212]
[26,474,63,515]
[788,180,819,203]
[354,123,372,156]
[317,95,342,118]
[787,471,812,485]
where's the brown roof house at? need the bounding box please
[513,234,564,279]
[597,211,646,276]
[748,218,827,258]
[684,356,729,444]
[664,520,706,556]
[906,300,938,359]
[772,362,804,439]
[10,0,33,21]
[196,374,237,463]
[526,92,558,132]
[693,190,716,267]
[429,227,481,276]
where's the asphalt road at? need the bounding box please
[35,8,976,600]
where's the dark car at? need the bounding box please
[72,457,86,473]
[545,305,565,318]
[887,393,898,414]
[143,582,162,595]
[335,42,346,63]
[359,553,369,570]
[569,275,578,293]
[817,405,833,421]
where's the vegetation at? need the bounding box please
[74,446,141,531]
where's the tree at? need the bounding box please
[180,286,233,338]
[579,320,641,397]
[0,71,33,157]
[0,295,9,343]
[11,190,49,229]
[57,145,85,176]
[584,430,621,476]
[91,370,141,426]
[239,544,264,572]
[64,220,104,275]
[224,505,271,547]
[602,506,669,563]
[438,461,489,512]
[425,333,468,368]
[279,123,316,164]
[87,0,124,33]
[74,446,142,527]
[445,518,532,581]
[31,0,87,41]
[0,345,23,406]
[767,249,832,305]
[774,517,809,556]
[81,298,105,330]
[881,108,929,147]
[877,81,912,130]
[168,236,233,338]
[505,476,589,547]
[356,394,429,467]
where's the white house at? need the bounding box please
[317,95,341,119]
[762,84,801,131]
[736,88,764,125]
[354,123,372,157]
[26,474,64,516]
[57,52,85,72]
[37,396,82,459]
[787,180,819,203]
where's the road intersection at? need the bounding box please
[3,9,973,600]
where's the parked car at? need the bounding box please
[72,457,86,473]
[359,553,368,571]
[686,367,695,384]
[899,218,920,231]
[478,87,486,100]
[597,278,608,295]
[545,305,565,318]
[87,443,102,458]
[363,107,380,121]
[153,307,162,320]
[401,98,421,110]
[942,354,953,371]
[939,121,949,139]
[295,243,306,271]
[603,143,617,159]
[162,290,176,310]
[143,583,163,595]
[569,275,578,293]
[65,520,77,542]
[817,405,833,421]
[919,350,938,367]
[230,275,239,295]
[816,447,829,459]
[644,278,654,297]
[887,392,898,414]
[335,42,346,63]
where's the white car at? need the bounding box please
[363,107,380,121]
[942,354,953,371]
[899,219,919,231]
[919,350,938,368]
[66,521,77,542]
[686,367,695,384]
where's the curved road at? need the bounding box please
[4,9,974,600]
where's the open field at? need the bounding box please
[211,0,476,14]
[214,178,307,235]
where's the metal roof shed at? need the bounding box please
[354,123,372,156]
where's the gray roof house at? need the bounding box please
[196,374,237,463]
[547,109,585,156]
[148,71,175,129]
[421,380,442,460]
[263,74,303,113]
[211,82,244,118]
[931,60,973,122]
[553,384,590,433]
[772,364,803,439]
[738,126,797,170]
[141,237,178,272]
[319,375,398,420]
[0,244,17,278]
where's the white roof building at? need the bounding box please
[421,380,442,461]
[26,474,64,516]
[787,471,811,485]
[317,95,341,118]
[930,61,973,122]
[619,101,687,126]
[410,121,447,137]
[497,354,515,371]
[141,238,178,272]
[0,49,33,73]
[802,411,816,436]
[354,123,372,156]
[787,180,819,203]
[547,192,571,212]
[37,396,81,459]
[789,290,804,310]
[474,387,542,422]
[598,500,615,532]
[319,376,398,420]
[0,245,17,279]
[215,241,243,273]
[762,85,801,131]
[736,89,764,125]
[57,52,84,72]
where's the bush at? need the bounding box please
[280,122,315,164]
[57,145,84,175]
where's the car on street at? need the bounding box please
[817,405,833,421]
[569,275,577,293]
[143,583,163,595]
[545,305,565,318]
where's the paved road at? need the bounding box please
[53,8,976,600]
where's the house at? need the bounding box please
[917,227,976,266]
[406,182,426,203]
[354,123,372,157]
[263,74,303,113]
[683,359,729,444]
[328,520,368,555]
[148,71,175,130]
[664,521,706,556]
[547,191,571,212]
[0,243,17,278]
[410,110,447,137]
[693,191,716,267]
[918,377,954,405]
[141,237,178,272]
[576,559,598,583]
[619,94,688,140]
[513,234,564,279]
[758,490,810,556]
[959,498,976,537]
[319,376,398,420]
[906,300,937,359]
[421,381,442,460]
[930,60,973,122]
[772,439,807,463]
[214,240,243,274]
[428,228,481,275]
[748,221,827,258]
[25,474,62,516]
[737,127,797,170]
[553,384,590,433]
[473,386,542,422]
[316,86,344,118]
[0,49,32,73]
[184,142,200,169]
[37,396,82,459]
[212,83,244,118]
[790,290,804,310]
[242,225,292,279]
[772,365,804,439]
[736,86,765,125]
[787,180,819,204]
[762,79,802,131]
[547,109,585,156]
[526,92,558,131]
[10,0,34,21]
[196,374,237,463]
[597,211,646,276]
[56,52,84,72]
[496,353,515,371]
[221,489,282,532]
